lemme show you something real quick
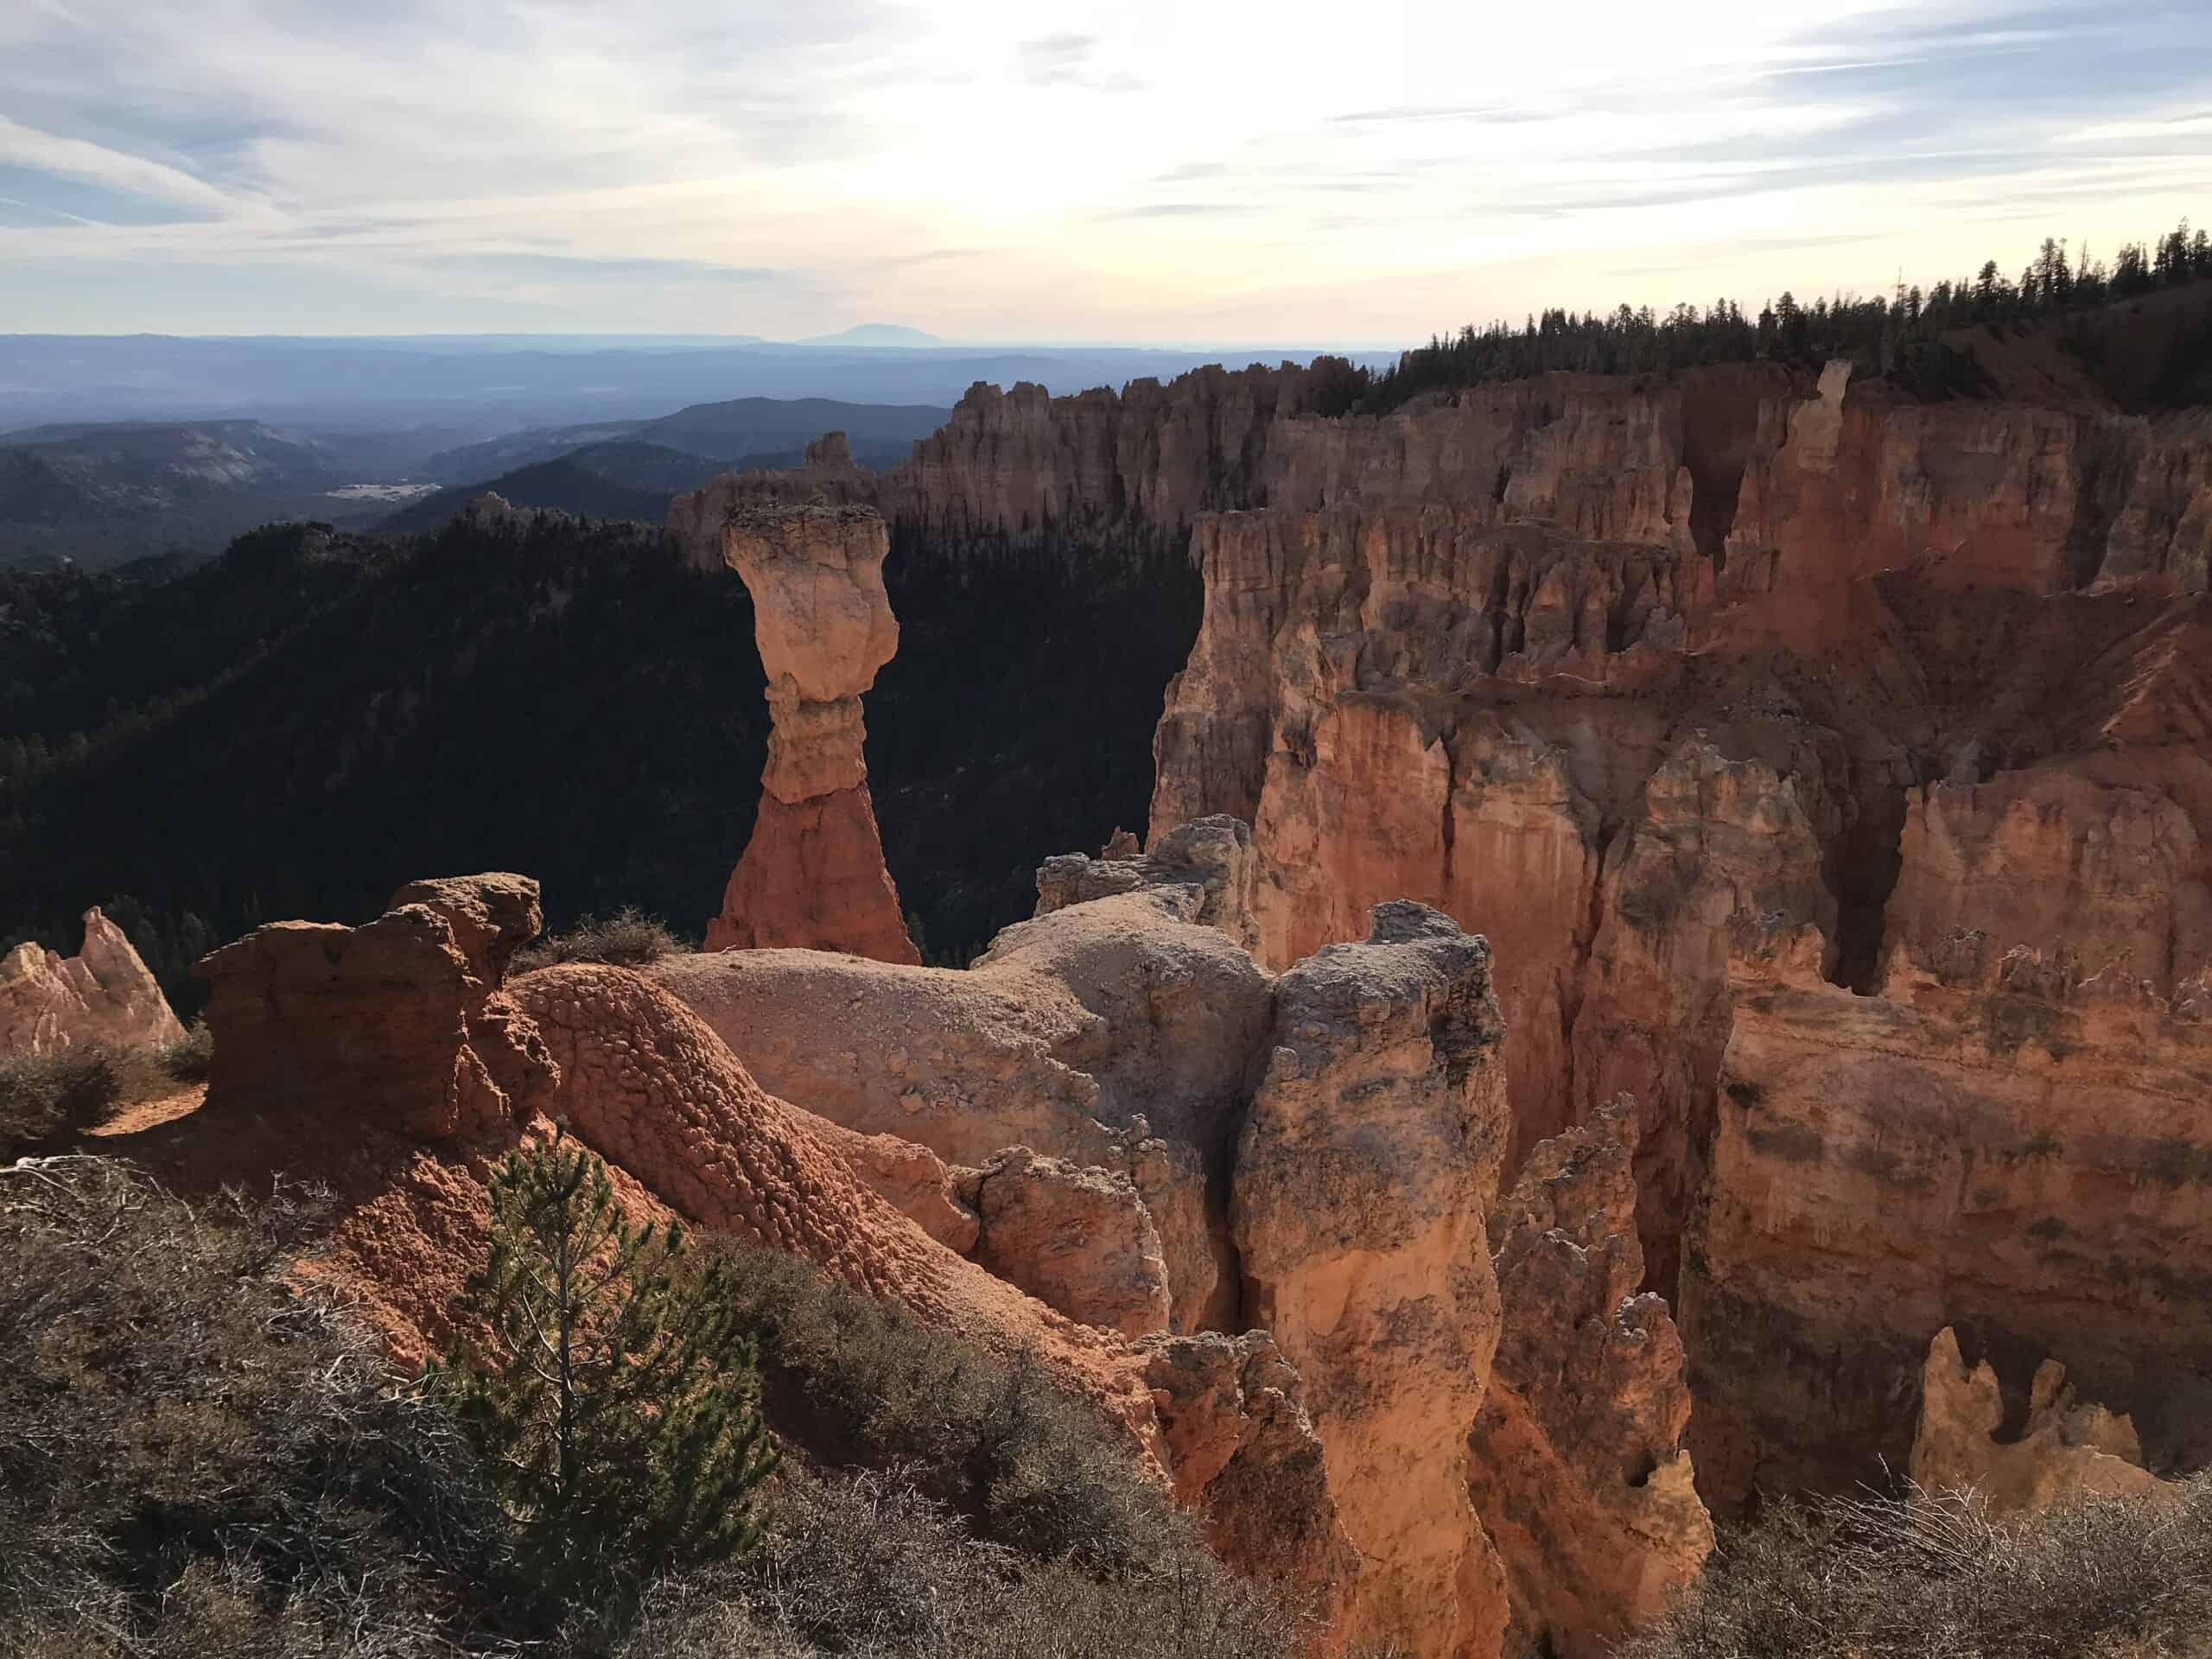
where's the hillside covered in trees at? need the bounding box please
[1357,214,2212,411]
[0,510,1198,1006]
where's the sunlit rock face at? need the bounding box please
[1910,1325,2172,1516]
[2,907,186,1058]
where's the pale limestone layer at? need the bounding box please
[1,908,186,1058]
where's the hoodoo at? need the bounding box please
[0,907,185,1058]
[706,501,919,964]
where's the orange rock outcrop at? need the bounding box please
[195,872,558,1141]
[1232,901,1511,1657]
[1,907,186,1057]
[648,854,1707,1658]
[170,874,1351,1612]
[649,877,1271,1337]
[706,502,918,964]
[1910,1326,2171,1516]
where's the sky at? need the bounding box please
[3,0,2209,346]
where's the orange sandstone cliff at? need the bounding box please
[1136,355,2212,1513]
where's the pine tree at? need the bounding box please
[433,1133,778,1586]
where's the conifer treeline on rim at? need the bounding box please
[1357,214,2212,411]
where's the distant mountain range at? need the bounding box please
[0,393,956,569]
[0,334,1395,433]
[377,396,950,534]
[0,419,410,568]
[798,324,944,348]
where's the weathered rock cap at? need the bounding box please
[388,872,543,985]
[194,878,558,1142]
[1034,815,1261,955]
[722,501,899,715]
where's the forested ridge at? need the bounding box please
[0,511,1198,1006]
[1354,213,2212,411]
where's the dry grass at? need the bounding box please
[620,1467,1306,1659]
[0,1023,213,1154]
[1624,1482,2212,1659]
[0,1156,1309,1659]
[511,907,695,975]
[0,1155,524,1657]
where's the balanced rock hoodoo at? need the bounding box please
[707,501,918,964]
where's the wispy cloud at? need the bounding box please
[0,0,2207,341]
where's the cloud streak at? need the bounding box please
[0,0,2207,341]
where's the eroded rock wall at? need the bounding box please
[1140,359,2212,1520]
[1470,1098,1712,1659]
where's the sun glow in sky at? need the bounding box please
[3,0,2209,343]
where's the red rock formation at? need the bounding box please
[1232,900,1511,1659]
[139,876,1357,1622]
[1,907,186,1057]
[962,1146,1173,1338]
[508,958,1357,1586]
[1683,749,2212,1506]
[195,873,559,1141]
[706,502,918,964]
[1469,1098,1712,1659]
[1138,1328,1360,1637]
[649,876,1271,1336]
[650,857,1713,1656]
[794,1113,981,1252]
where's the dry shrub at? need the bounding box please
[622,1468,1305,1659]
[709,1241,1189,1580]
[1,1159,1306,1659]
[0,1027,213,1154]
[1624,1482,2212,1659]
[512,906,693,974]
[0,1046,126,1150]
[0,1155,523,1657]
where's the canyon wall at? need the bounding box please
[1137,359,2212,1512]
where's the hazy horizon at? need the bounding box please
[4,2,2209,344]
